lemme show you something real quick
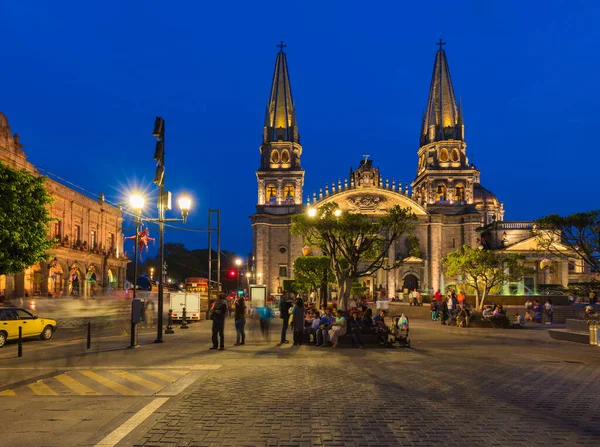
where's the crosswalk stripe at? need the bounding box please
[143,370,180,382]
[55,373,100,396]
[169,370,189,376]
[109,370,163,392]
[0,390,16,396]
[28,381,59,396]
[80,370,140,395]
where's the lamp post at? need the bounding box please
[147,117,192,343]
[235,258,242,293]
[129,194,145,300]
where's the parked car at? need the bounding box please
[0,308,57,348]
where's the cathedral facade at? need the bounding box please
[251,43,588,299]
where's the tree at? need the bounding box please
[291,203,417,310]
[534,211,600,272]
[442,245,534,312]
[293,256,334,308]
[0,162,53,276]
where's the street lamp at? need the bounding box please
[235,258,242,293]
[150,267,154,281]
[147,116,193,343]
[307,207,317,217]
[128,194,145,301]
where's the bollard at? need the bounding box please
[18,326,23,358]
[589,321,599,346]
[165,309,175,334]
[87,321,91,350]
[180,307,189,329]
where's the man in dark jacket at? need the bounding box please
[210,294,227,350]
[279,295,292,344]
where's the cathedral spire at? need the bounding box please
[420,39,463,146]
[263,41,299,144]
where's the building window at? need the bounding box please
[265,184,277,202]
[279,246,287,254]
[90,231,96,249]
[451,149,460,162]
[281,149,290,163]
[74,225,81,243]
[439,148,449,162]
[108,233,115,250]
[454,184,465,201]
[283,184,295,202]
[53,221,61,239]
[279,265,288,277]
[271,150,280,163]
[436,184,446,201]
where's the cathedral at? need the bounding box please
[251,42,588,299]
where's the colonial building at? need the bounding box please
[251,42,590,298]
[0,113,128,298]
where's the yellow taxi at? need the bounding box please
[0,307,57,348]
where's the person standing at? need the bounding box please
[290,298,305,345]
[257,305,273,340]
[279,295,292,344]
[210,294,227,350]
[590,290,597,306]
[233,296,246,346]
[457,290,465,308]
[544,299,554,325]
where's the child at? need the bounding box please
[524,310,533,323]
[388,317,400,343]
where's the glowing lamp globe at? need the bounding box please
[302,246,313,256]
[540,258,551,270]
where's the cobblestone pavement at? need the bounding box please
[134,321,600,447]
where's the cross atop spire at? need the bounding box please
[436,37,446,50]
[362,153,370,162]
[277,41,287,52]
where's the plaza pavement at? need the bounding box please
[132,318,600,447]
[1,316,600,446]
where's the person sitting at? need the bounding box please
[373,310,391,346]
[456,306,471,328]
[362,307,374,332]
[510,312,525,328]
[482,305,494,319]
[492,306,502,317]
[328,310,347,348]
[316,308,335,347]
[388,317,400,343]
[584,306,600,322]
[524,310,533,323]
[348,311,364,348]
[306,311,321,344]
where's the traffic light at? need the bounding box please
[228,269,237,278]
[154,140,164,163]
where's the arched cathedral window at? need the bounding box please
[281,150,290,163]
[271,150,280,163]
[451,149,460,162]
[440,148,449,162]
[283,184,295,202]
[436,184,447,201]
[454,184,465,201]
[265,184,277,202]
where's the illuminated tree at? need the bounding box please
[442,245,534,311]
[0,162,53,276]
[292,203,417,310]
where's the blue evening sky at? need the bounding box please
[1,0,599,256]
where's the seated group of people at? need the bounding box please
[483,304,525,328]
[303,306,408,348]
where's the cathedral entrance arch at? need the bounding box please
[402,273,419,292]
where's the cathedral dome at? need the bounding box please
[472,183,500,207]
